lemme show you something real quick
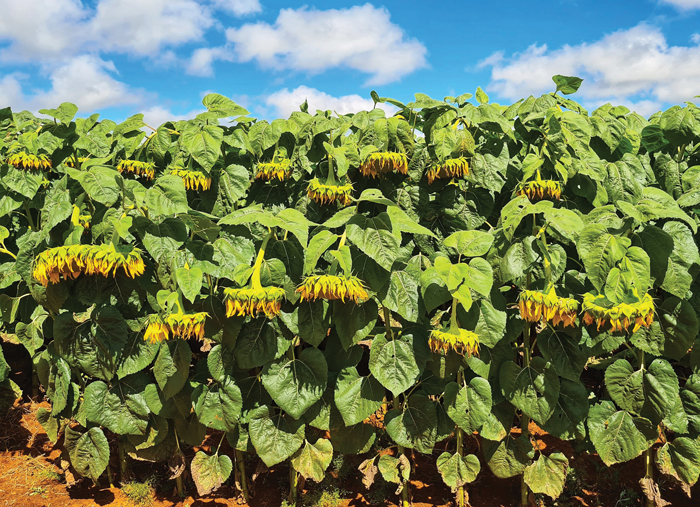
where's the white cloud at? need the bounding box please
[140,105,204,128]
[187,47,235,77]
[0,0,215,62]
[480,24,700,109]
[1,56,147,112]
[265,85,395,118]
[224,4,427,85]
[210,0,262,16]
[660,0,700,9]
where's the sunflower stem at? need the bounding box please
[118,436,130,482]
[520,266,532,507]
[449,298,460,334]
[289,464,298,505]
[393,395,411,507]
[383,305,394,340]
[251,232,274,290]
[106,462,115,489]
[236,450,250,503]
[23,201,35,231]
[456,368,466,507]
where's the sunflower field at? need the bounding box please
[1,75,700,507]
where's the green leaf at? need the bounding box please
[202,93,249,118]
[193,378,242,431]
[587,400,656,466]
[67,167,123,207]
[541,379,589,441]
[382,269,419,322]
[248,405,305,467]
[500,357,560,425]
[386,206,434,237]
[261,347,328,419]
[190,451,233,496]
[346,214,400,271]
[234,318,291,370]
[176,266,203,304]
[64,426,110,481]
[39,102,78,124]
[552,75,583,95]
[274,208,316,249]
[84,374,150,435]
[605,359,644,414]
[181,124,223,171]
[577,224,631,292]
[304,231,338,274]
[483,434,531,479]
[369,334,420,397]
[656,437,700,488]
[154,339,191,400]
[332,300,378,350]
[660,105,700,146]
[146,175,189,216]
[631,297,699,360]
[475,86,489,105]
[436,452,480,489]
[523,453,568,500]
[443,378,492,433]
[297,301,329,347]
[538,328,588,382]
[291,438,333,483]
[444,230,494,257]
[141,218,187,261]
[385,394,438,454]
[334,367,384,426]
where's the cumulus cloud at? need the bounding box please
[660,0,700,9]
[187,47,235,77]
[224,4,427,85]
[140,105,205,128]
[1,56,147,112]
[265,85,395,118]
[210,0,262,17]
[479,24,700,109]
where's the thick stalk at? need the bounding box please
[23,201,35,231]
[175,475,184,497]
[394,395,411,507]
[250,232,274,290]
[456,369,466,507]
[520,268,532,507]
[639,349,655,507]
[106,463,115,489]
[118,436,129,482]
[236,450,250,503]
[289,464,298,505]
[31,361,39,399]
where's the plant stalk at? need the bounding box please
[289,464,298,505]
[456,369,466,507]
[106,462,115,489]
[118,436,129,482]
[520,270,532,507]
[639,349,655,507]
[251,231,274,290]
[236,450,250,503]
[394,395,411,507]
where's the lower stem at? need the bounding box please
[118,437,129,482]
[236,450,250,503]
[456,369,466,507]
[394,395,410,507]
[176,475,184,497]
[31,361,39,399]
[520,315,532,507]
[289,465,298,505]
[644,447,654,507]
[106,463,115,489]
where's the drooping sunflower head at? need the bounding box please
[223,286,286,318]
[581,289,654,333]
[32,244,146,286]
[144,315,170,344]
[359,152,408,178]
[170,168,212,191]
[296,274,369,303]
[6,152,52,171]
[518,286,578,328]
[63,156,89,168]
[165,311,208,340]
[516,179,563,202]
[307,178,353,206]
[426,157,469,184]
[117,160,156,180]
[256,159,291,181]
[429,328,479,356]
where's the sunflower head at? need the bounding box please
[166,311,208,340]
[256,159,291,181]
[6,152,52,171]
[63,156,89,168]
[581,289,654,333]
[516,179,562,202]
[307,178,353,206]
[426,157,469,184]
[144,315,170,343]
[223,286,286,318]
[359,152,408,178]
[518,286,578,327]
[32,244,146,286]
[170,168,212,191]
[296,274,368,303]
[117,160,156,180]
[429,328,479,356]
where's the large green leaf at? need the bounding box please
[587,400,656,466]
[369,334,420,397]
[656,437,700,488]
[248,405,305,467]
[193,378,242,431]
[577,224,630,292]
[181,124,223,171]
[67,167,122,206]
[346,214,400,271]
[261,347,328,419]
[334,367,384,426]
[333,300,377,350]
[154,339,191,400]
[436,452,480,489]
[385,394,438,454]
[523,453,568,500]
[443,377,492,433]
[291,438,333,483]
[146,175,189,216]
[64,426,110,481]
[500,357,560,425]
[190,451,233,496]
[84,373,150,435]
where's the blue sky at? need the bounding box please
[0,0,699,124]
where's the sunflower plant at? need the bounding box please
[1,79,700,507]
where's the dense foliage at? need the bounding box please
[1,75,700,506]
